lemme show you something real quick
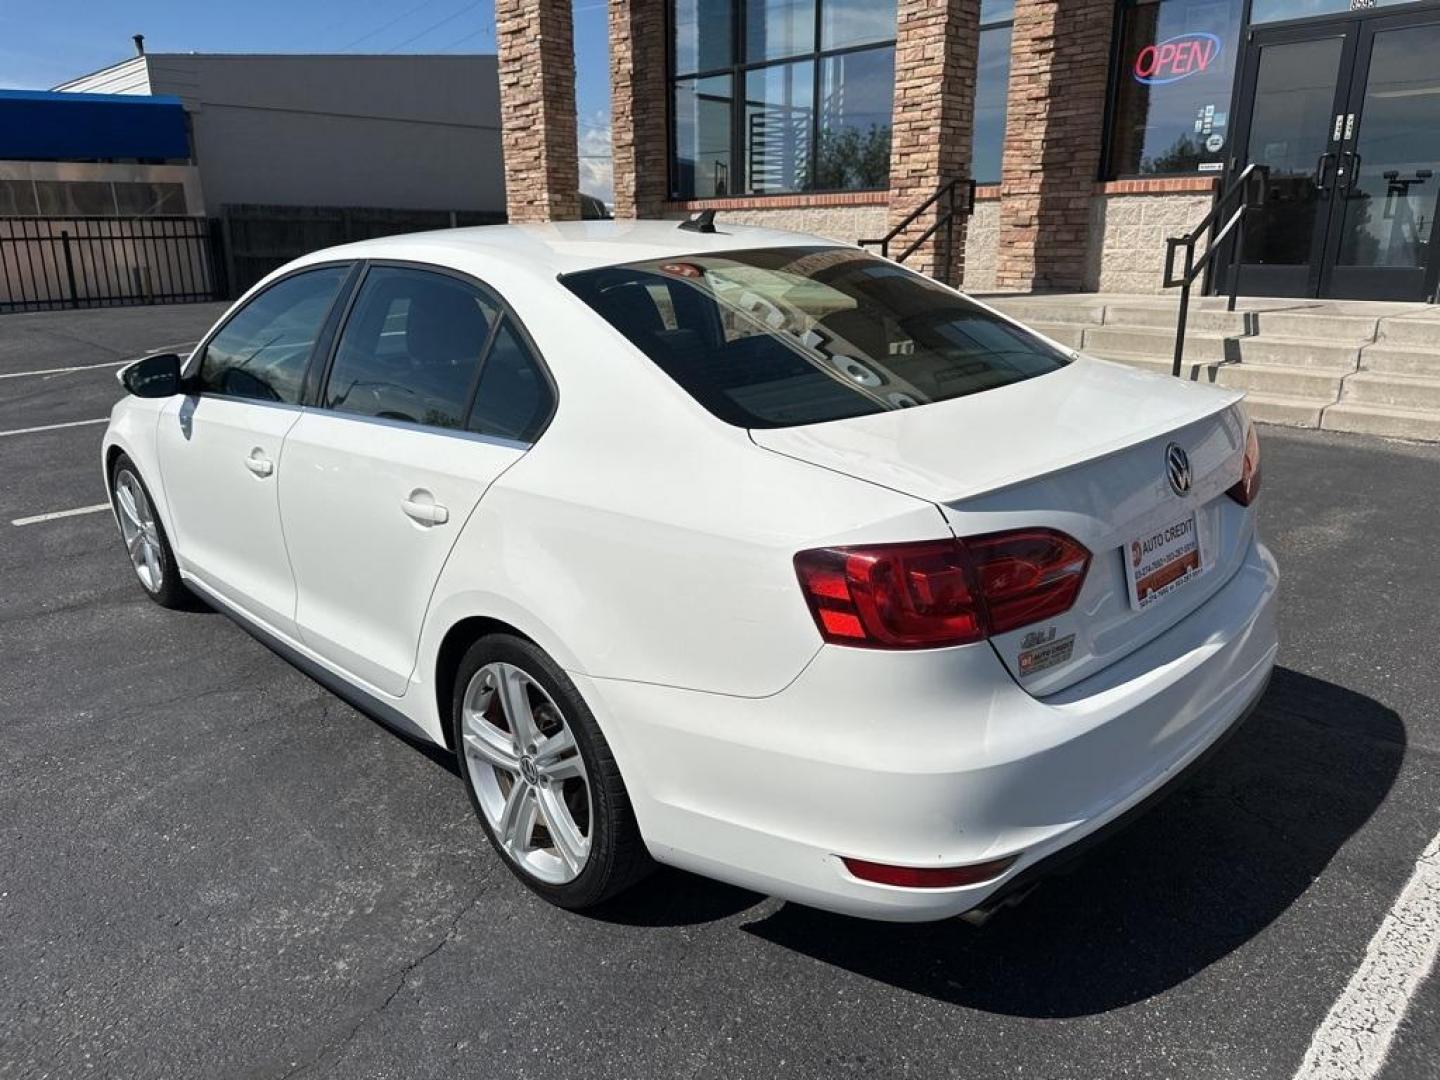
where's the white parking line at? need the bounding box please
[11,503,112,527]
[0,417,107,437]
[0,360,128,380]
[1295,829,1440,1079]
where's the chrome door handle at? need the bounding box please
[401,493,449,526]
[244,450,274,478]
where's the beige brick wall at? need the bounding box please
[886,0,980,285]
[497,0,580,223]
[610,0,668,218]
[996,0,1114,290]
[1085,191,1215,294]
[960,197,999,292]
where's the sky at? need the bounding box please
[0,0,616,201]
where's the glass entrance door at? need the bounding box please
[1321,15,1440,298]
[1229,10,1440,300]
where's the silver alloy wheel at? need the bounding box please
[461,661,592,884]
[113,469,164,593]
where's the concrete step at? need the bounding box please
[1100,303,1251,334]
[1340,371,1440,411]
[1322,400,1440,441]
[1250,310,1379,343]
[1376,314,1440,349]
[1234,335,1363,371]
[1081,323,1363,371]
[1023,322,1086,349]
[1240,392,1327,429]
[1095,351,1346,401]
[982,297,1106,326]
[1360,344,1440,377]
[1083,325,1239,364]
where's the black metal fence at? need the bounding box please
[218,204,505,297]
[0,216,225,314]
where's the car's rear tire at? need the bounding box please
[451,632,652,909]
[109,453,192,610]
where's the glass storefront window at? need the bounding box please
[745,61,815,192]
[747,0,815,61]
[820,0,897,51]
[674,75,735,197]
[1106,0,1244,176]
[817,47,894,189]
[670,0,897,197]
[674,0,733,75]
[1250,0,1424,23]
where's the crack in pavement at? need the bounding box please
[275,879,491,1080]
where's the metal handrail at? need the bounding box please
[1162,164,1270,376]
[859,178,977,281]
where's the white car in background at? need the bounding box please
[103,220,1275,922]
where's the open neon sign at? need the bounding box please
[1133,32,1222,85]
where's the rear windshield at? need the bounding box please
[561,246,1071,429]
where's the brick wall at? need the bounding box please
[996,0,1114,290]
[960,192,1000,292]
[886,0,981,285]
[611,0,669,219]
[497,0,580,223]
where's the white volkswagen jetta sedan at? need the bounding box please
[104,221,1275,922]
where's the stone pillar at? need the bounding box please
[497,0,581,223]
[610,0,670,219]
[886,0,981,285]
[995,0,1114,291]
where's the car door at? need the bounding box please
[157,264,353,636]
[278,263,556,698]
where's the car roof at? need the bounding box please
[285,219,847,279]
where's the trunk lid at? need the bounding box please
[750,358,1255,694]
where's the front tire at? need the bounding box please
[451,633,651,909]
[109,453,191,610]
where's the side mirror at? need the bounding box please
[120,353,183,398]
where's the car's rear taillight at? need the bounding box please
[1227,422,1262,506]
[793,529,1091,650]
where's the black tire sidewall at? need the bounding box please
[450,633,640,909]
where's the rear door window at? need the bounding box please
[324,267,499,429]
[562,247,1070,428]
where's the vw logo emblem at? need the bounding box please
[1165,442,1192,496]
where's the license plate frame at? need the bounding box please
[1123,511,1205,612]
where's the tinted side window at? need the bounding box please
[466,318,554,443]
[198,267,348,403]
[325,267,498,429]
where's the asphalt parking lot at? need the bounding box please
[1,302,1437,1080]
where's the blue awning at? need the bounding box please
[0,88,189,161]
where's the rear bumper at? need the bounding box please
[578,536,1279,922]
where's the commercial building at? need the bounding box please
[52,49,505,217]
[0,48,507,308]
[496,0,1440,304]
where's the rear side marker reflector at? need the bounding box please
[841,855,1020,889]
[1226,421,1262,506]
[794,530,1091,649]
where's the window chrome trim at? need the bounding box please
[295,405,533,452]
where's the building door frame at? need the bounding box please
[1222,4,1440,301]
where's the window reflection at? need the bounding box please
[674,75,735,197]
[745,62,814,193]
[817,48,893,190]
